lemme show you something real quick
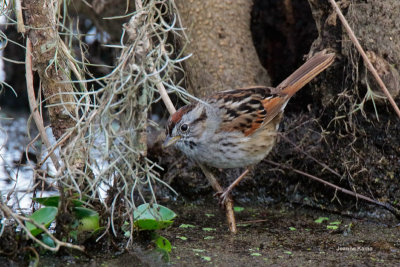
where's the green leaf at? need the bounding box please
[176,236,187,240]
[154,235,172,253]
[201,256,211,261]
[289,227,296,231]
[233,206,244,212]
[314,217,329,224]
[202,227,216,232]
[179,224,195,228]
[32,196,59,207]
[204,236,214,240]
[74,207,100,232]
[329,221,341,225]
[327,225,338,230]
[33,195,84,207]
[73,207,98,219]
[137,219,173,230]
[133,204,177,230]
[25,207,58,236]
[251,252,262,256]
[41,234,56,248]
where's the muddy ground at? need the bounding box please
[3,201,398,266]
[162,203,400,266]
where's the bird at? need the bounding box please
[163,52,335,204]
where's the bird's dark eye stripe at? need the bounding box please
[166,121,175,136]
[191,108,208,125]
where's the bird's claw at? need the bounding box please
[214,190,230,208]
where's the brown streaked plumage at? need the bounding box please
[163,52,335,204]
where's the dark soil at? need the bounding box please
[2,202,399,266]
[163,203,400,266]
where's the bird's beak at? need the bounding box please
[163,135,181,148]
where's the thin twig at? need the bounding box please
[265,159,400,219]
[328,0,400,119]
[156,79,177,115]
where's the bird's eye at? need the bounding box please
[180,123,189,132]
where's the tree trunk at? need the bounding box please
[175,0,270,97]
[23,0,77,140]
[22,0,79,238]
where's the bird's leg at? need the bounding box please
[218,168,250,205]
[199,164,237,233]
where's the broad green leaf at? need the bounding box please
[25,207,58,236]
[135,219,173,230]
[33,195,84,207]
[73,207,98,219]
[154,235,172,253]
[32,196,59,207]
[133,204,176,230]
[41,234,56,248]
[74,207,100,231]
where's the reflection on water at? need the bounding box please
[0,109,56,211]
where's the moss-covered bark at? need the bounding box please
[23,0,77,140]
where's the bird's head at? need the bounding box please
[163,104,208,150]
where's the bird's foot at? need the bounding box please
[214,189,231,208]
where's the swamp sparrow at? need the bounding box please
[164,52,335,203]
